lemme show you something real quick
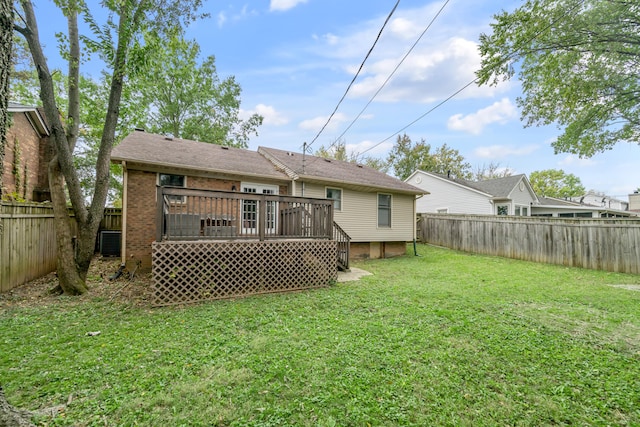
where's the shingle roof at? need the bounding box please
[259,147,425,195]
[463,174,526,198]
[111,131,289,180]
[537,196,582,206]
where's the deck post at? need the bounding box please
[258,195,266,241]
[156,186,164,242]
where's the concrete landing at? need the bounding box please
[336,267,372,283]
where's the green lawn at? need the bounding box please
[1,244,640,426]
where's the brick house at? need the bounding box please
[2,102,52,201]
[111,130,426,272]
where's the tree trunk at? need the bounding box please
[49,158,87,295]
[0,386,34,427]
[0,0,12,198]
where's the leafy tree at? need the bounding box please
[529,169,586,198]
[138,32,261,148]
[386,134,432,181]
[386,134,471,180]
[14,0,204,295]
[0,0,11,198]
[74,74,146,204]
[473,162,514,181]
[477,0,640,157]
[314,139,389,172]
[430,143,472,180]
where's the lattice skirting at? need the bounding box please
[152,240,338,306]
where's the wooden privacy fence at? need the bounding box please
[0,202,122,293]
[1,202,58,292]
[418,213,640,275]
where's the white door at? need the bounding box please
[241,183,278,234]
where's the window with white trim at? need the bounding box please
[326,187,342,211]
[378,194,392,227]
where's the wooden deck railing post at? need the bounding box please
[156,186,164,242]
[258,195,266,241]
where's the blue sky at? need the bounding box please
[36,0,639,199]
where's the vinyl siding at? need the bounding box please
[295,182,416,242]
[409,172,493,214]
[509,180,536,206]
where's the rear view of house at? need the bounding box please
[110,131,425,305]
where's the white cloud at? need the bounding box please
[270,0,307,12]
[299,113,348,132]
[346,140,393,157]
[474,144,539,159]
[216,5,258,27]
[349,37,507,103]
[558,155,597,167]
[447,98,518,135]
[217,12,227,27]
[240,104,289,126]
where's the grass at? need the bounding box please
[1,244,640,426]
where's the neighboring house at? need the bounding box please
[630,192,640,213]
[2,102,52,201]
[570,190,629,211]
[111,130,426,271]
[533,196,637,218]
[406,170,538,216]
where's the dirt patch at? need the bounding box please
[608,284,640,292]
[0,257,153,309]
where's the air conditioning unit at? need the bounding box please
[100,231,121,257]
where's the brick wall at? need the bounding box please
[350,241,408,260]
[124,170,289,271]
[2,113,47,201]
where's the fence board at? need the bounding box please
[418,213,640,275]
[0,202,123,292]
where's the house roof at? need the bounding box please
[462,174,527,198]
[411,170,532,198]
[8,101,49,136]
[111,131,289,180]
[537,196,582,206]
[258,146,426,195]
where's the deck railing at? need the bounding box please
[156,187,334,242]
[333,221,351,271]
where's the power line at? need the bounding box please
[335,0,451,143]
[304,0,400,152]
[358,79,478,156]
[357,0,587,159]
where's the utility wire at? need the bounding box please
[335,0,451,143]
[304,0,400,152]
[357,0,586,158]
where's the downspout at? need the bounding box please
[121,161,128,263]
[413,194,422,256]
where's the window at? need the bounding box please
[326,188,342,211]
[159,173,186,202]
[378,194,391,227]
[497,205,509,215]
[515,205,529,217]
